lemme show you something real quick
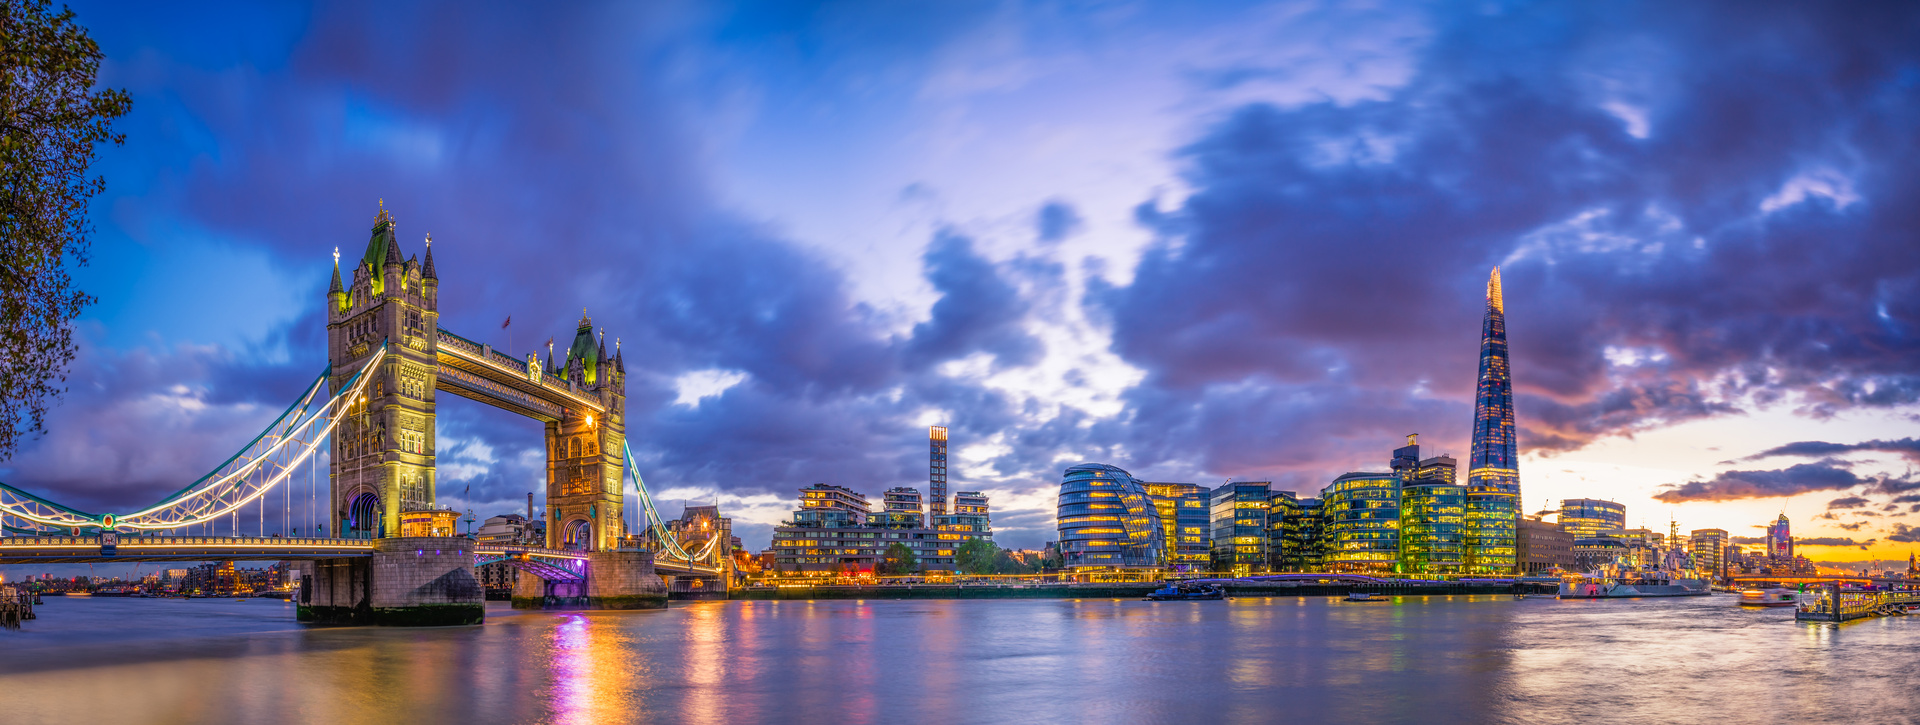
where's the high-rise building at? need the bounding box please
[1767,514,1792,560]
[1144,482,1212,570]
[1057,463,1164,568]
[1322,473,1400,573]
[1559,499,1628,539]
[1394,436,1463,575]
[1275,496,1327,571]
[1465,268,1520,574]
[1689,529,1728,578]
[929,426,950,517]
[1210,481,1272,575]
[1267,491,1300,571]
[877,487,926,528]
[934,491,993,540]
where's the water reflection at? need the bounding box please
[0,596,1913,724]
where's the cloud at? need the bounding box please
[1890,524,1920,543]
[1035,200,1084,244]
[1796,537,1876,550]
[1652,462,1863,503]
[1730,536,1765,545]
[1828,496,1870,510]
[1738,438,1920,463]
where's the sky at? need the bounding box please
[4,0,1920,572]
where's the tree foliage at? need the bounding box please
[878,541,918,575]
[956,538,1038,575]
[0,0,128,458]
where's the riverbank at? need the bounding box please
[736,580,1548,600]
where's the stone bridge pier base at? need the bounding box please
[297,537,482,626]
[512,549,666,610]
[665,573,728,601]
[588,549,668,609]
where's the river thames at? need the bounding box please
[0,594,1910,724]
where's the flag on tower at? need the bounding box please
[502,316,512,329]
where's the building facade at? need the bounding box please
[1516,515,1574,573]
[1559,499,1628,539]
[1689,528,1728,578]
[1464,268,1520,574]
[771,482,985,575]
[1210,481,1272,575]
[1767,514,1793,560]
[929,426,949,517]
[1145,482,1212,570]
[1394,438,1463,575]
[1057,463,1164,569]
[877,487,926,528]
[1322,473,1400,573]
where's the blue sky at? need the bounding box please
[4,0,1920,567]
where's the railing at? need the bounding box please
[435,327,605,412]
[437,363,567,418]
[0,536,373,549]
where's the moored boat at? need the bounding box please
[1559,572,1709,599]
[1346,592,1388,602]
[1146,582,1226,601]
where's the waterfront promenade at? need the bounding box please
[1,594,1913,724]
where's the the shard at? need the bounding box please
[1464,268,1519,573]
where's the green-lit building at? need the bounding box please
[1393,437,1464,575]
[1210,481,1272,575]
[1145,482,1211,570]
[1322,472,1400,573]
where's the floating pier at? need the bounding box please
[1794,586,1920,623]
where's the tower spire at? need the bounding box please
[1487,267,1503,313]
[422,233,437,280]
[329,247,344,295]
[1465,265,1518,574]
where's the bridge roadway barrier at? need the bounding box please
[299,536,483,626]
[513,548,667,610]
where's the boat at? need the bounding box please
[1558,572,1710,599]
[1346,592,1389,602]
[1145,582,1225,601]
[1738,588,1798,608]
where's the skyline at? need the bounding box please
[3,1,1920,565]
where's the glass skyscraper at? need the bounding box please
[1559,499,1626,539]
[1144,482,1211,570]
[1465,268,1519,574]
[1057,463,1164,568]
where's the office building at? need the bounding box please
[1057,463,1165,569]
[1465,268,1520,573]
[1767,514,1792,560]
[929,426,950,517]
[1145,482,1212,570]
[771,482,986,575]
[1394,436,1463,575]
[1689,528,1728,578]
[1210,481,1272,575]
[1559,499,1628,539]
[1322,473,1400,573]
[934,491,993,539]
[1516,515,1574,573]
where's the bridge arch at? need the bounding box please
[344,491,383,539]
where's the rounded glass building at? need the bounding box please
[1057,463,1164,568]
[1322,472,1400,573]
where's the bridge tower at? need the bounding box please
[544,315,627,551]
[326,203,440,539]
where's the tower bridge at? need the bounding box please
[0,203,729,623]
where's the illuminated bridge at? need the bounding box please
[0,205,728,621]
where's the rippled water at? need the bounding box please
[0,594,1910,724]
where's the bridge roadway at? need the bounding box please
[0,536,718,575]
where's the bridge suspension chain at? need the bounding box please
[0,344,388,534]
[621,439,721,565]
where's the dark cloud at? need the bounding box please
[1730,536,1765,545]
[1828,496,1870,510]
[1087,0,1920,486]
[1891,524,1920,543]
[1035,200,1084,244]
[1738,438,1920,463]
[1835,520,1867,531]
[1797,537,1876,550]
[905,231,1045,372]
[1652,462,1863,503]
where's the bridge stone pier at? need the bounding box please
[298,536,483,626]
[512,548,667,610]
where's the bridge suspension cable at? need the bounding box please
[621,439,721,564]
[0,344,388,534]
